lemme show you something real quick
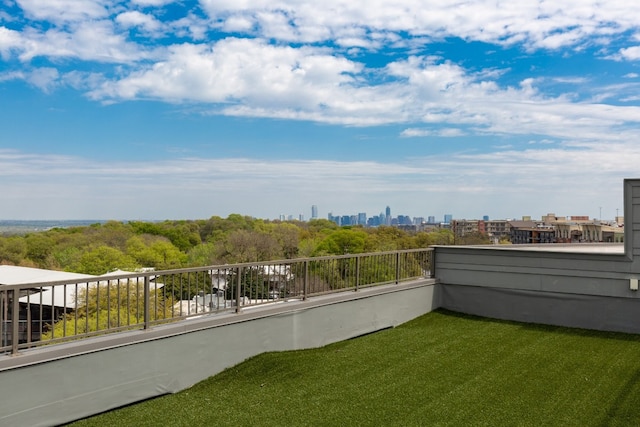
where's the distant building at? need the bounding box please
[450,219,510,242]
[311,205,318,219]
[444,214,452,225]
[485,220,510,241]
[509,221,555,244]
[397,215,412,225]
[358,212,367,225]
[451,219,481,239]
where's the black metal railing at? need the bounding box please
[0,249,433,355]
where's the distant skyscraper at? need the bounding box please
[358,212,367,225]
[385,206,391,225]
[311,205,318,219]
[428,216,436,224]
[483,215,489,221]
[444,214,452,224]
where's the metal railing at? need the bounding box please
[0,248,433,356]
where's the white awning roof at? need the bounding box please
[0,265,94,286]
[1,266,160,309]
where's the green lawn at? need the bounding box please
[70,310,640,426]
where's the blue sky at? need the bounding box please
[2,1,640,221]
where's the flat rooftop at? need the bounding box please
[456,243,625,254]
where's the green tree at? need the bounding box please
[186,242,218,267]
[365,226,413,251]
[25,234,55,268]
[126,236,186,270]
[78,246,138,275]
[313,229,368,255]
[219,230,280,263]
[0,236,27,265]
[275,223,300,259]
[199,214,256,243]
[423,229,454,246]
[457,231,491,245]
[42,280,174,340]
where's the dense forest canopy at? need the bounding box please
[0,217,485,275]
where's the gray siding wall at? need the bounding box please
[436,178,640,334]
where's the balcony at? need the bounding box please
[2,178,640,426]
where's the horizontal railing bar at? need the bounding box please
[1,249,433,355]
[0,249,433,291]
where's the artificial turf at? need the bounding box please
[70,309,640,426]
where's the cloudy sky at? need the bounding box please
[2,0,640,221]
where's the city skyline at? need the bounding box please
[2,2,640,220]
[273,205,618,226]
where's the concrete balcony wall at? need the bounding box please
[0,280,438,427]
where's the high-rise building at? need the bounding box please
[311,205,318,219]
[358,212,367,225]
[385,206,391,225]
[328,212,337,224]
[444,214,452,224]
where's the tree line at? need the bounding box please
[0,215,487,275]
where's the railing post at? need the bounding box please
[303,260,309,301]
[0,290,5,349]
[235,266,242,313]
[429,248,435,278]
[355,255,360,292]
[395,252,401,284]
[143,276,150,330]
[26,304,32,346]
[11,289,19,355]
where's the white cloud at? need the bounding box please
[9,21,158,63]
[116,11,163,35]
[16,0,109,24]
[26,67,60,92]
[614,46,640,61]
[0,26,23,59]
[170,13,210,40]
[0,67,60,91]
[89,38,363,106]
[401,128,465,137]
[0,143,634,220]
[131,0,175,6]
[198,0,640,50]
[84,39,640,142]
